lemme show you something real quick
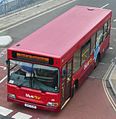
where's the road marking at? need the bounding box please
[88,76,96,79]
[0,0,76,33]
[0,66,6,70]
[111,27,116,30]
[102,62,116,111]
[0,70,15,83]
[99,62,106,65]
[0,106,13,116]
[109,47,113,50]
[0,48,7,58]
[113,19,116,22]
[0,75,7,84]
[39,0,54,6]
[100,3,109,9]
[12,112,32,119]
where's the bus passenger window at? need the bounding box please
[81,41,91,65]
[91,34,96,53]
[103,19,111,39]
[62,65,67,79]
[107,19,111,34]
[103,22,108,39]
[67,61,72,77]
[96,27,103,45]
[73,49,80,73]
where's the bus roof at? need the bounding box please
[9,5,112,58]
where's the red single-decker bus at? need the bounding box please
[7,5,112,111]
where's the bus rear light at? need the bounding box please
[47,102,58,107]
[8,93,16,99]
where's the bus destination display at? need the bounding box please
[12,51,53,65]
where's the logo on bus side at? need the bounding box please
[25,94,41,100]
[84,58,93,70]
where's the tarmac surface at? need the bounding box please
[0,0,115,100]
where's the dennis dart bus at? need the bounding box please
[7,5,112,111]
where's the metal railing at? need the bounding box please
[0,0,46,17]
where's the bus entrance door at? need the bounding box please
[65,59,72,100]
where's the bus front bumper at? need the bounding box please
[7,97,61,112]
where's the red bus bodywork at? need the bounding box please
[7,6,112,111]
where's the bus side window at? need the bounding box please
[73,49,80,73]
[91,34,96,53]
[81,40,91,65]
[62,64,67,79]
[103,19,111,39]
[107,19,111,35]
[103,22,108,39]
[96,27,104,45]
[67,60,72,77]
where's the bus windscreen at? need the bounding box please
[9,60,59,93]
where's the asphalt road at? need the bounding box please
[0,0,116,119]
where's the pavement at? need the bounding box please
[0,0,72,47]
[0,0,71,31]
[109,64,116,96]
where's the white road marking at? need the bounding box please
[39,0,54,6]
[100,3,109,9]
[111,27,116,30]
[12,112,32,119]
[109,47,113,50]
[0,66,6,70]
[0,70,15,83]
[113,19,116,22]
[0,48,7,58]
[0,106,13,116]
[88,76,96,79]
[0,0,76,33]
[99,62,106,65]
[0,75,7,84]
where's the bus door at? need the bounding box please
[62,59,73,104]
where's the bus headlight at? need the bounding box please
[47,102,58,107]
[8,93,16,99]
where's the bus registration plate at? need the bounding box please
[24,103,37,109]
